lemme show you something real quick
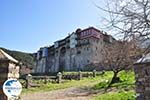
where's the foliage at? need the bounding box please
[93,71,135,90]
[22,76,101,93]
[93,71,136,100]
[118,71,135,84]
[111,71,135,89]
[93,81,109,89]
[93,71,113,89]
[94,90,136,100]
[100,40,139,88]
[0,47,35,68]
[22,70,136,100]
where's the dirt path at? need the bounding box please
[21,87,99,100]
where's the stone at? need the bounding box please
[34,27,113,73]
[134,54,150,100]
[0,49,20,100]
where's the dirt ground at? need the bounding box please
[21,87,99,100]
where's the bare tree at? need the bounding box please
[92,0,150,90]
[101,39,141,88]
[97,0,150,40]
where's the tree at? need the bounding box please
[96,0,150,52]
[98,0,149,35]
[101,39,141,88]
[96,0,150,84]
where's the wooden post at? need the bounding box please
[26,74,32,89]
[44,76,48,84]
[93,70,96,77]
[57,72,62,83]
[78,71,82,80]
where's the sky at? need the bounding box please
[0,0,106,53]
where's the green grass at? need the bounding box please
[22,71,113,94]
[93,71,135,90]
[92,71,113,89]
[111,71,135,89]
[22,76,101,94]
[94,90,136,100]
[93,70,136,100]
[22,70,136,100]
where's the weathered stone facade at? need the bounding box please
[134,54,150,100]
[34,27,115,73]
[0,49,20,100]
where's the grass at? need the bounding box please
[93,70,136,100]
[22,70,136,100]
[111,71,135,89]
[94,90,136,100]
[22,76,101,94]
[22,71,112,94]
[93,71,113,89]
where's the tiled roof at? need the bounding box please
[0,49,18,63]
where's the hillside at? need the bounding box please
[0,47,35,68]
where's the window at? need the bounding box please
[96,46,97,50]
[87,47,89,51]
[87,60,89,63]
[84,47,86,50]
[84,39,87,44]
[55,50,58,56]
[55,50,58,53]
[97,40,99,43]
[39,51,42,59]
[87,39,89,43]
[95,53,97,56]
[77,50,81,54]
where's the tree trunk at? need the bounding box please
[111,71,119,84]
[105,71,119,91]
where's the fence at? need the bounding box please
[23,70,104,89]
[24,74,57,88]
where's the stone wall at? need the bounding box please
[8,63,19,78]
[134,62,150,100]
[34,37,105,73]
[0,60,20,100]
[35,58,46,73]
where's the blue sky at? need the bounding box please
[0,0,106,53]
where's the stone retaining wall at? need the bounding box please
[134,62,150,100]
